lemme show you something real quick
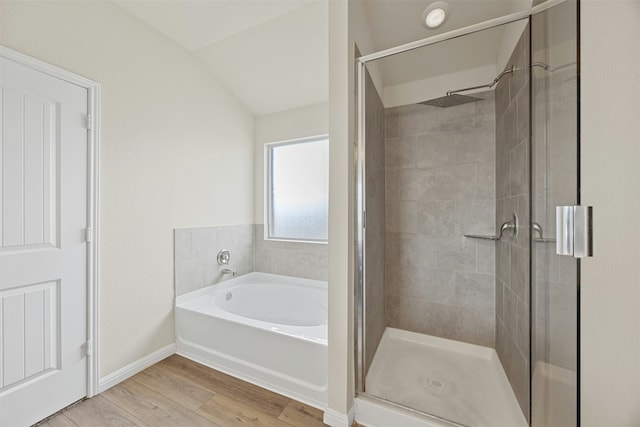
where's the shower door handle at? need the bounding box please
[556,206,593,258]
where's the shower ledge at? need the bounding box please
[463,234,499,240]
[464,234,557,242]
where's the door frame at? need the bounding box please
[0,46,101,398]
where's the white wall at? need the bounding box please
[580,1,640,425]
[253,102,329,224]
[0,1,255,377]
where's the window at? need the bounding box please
[266,136,329,242]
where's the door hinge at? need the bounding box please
[85,227,92,243]
[86,114,93,130]
[84,340,93,357]
[556,206,593,258]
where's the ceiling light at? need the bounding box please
[422,1,450,29]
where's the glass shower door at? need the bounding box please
[530,1,580,426]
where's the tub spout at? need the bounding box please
[222,268,237,277]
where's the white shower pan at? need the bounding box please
[361,328,528,427]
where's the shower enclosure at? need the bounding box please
[355,1,581,426]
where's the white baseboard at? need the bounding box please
[323,405,355,427]
[176,347,327,410]
[98,343,176,393]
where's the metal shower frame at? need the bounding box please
[354,0,569,419]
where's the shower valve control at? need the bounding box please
[217,249,231,265]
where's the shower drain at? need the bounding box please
[427,377,445,390]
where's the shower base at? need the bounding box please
[364,328,527,427]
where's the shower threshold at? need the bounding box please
[364,328,527,427]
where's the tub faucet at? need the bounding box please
[222,268,237,277]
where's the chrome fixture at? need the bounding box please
[218,250,236,276]
[221,268,237,277]
[531,222,557,243]
[531,61,577,72]
[532,222,543,239]
[217,249,231,265]
[498,212,519,240]
[556,206,593,258]
[447,65,515,96]
[419,93,482,108]
[419,65,516,108]
[463,213,518,241]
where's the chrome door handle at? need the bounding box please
[556,206,593,258]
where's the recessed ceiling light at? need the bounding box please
[422,1,450,29]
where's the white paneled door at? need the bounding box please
[0,56,88,426]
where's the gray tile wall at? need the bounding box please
[174,224,328,297]
[494,27,531,419]
[383,90,496,348]
[254,224,328,281]
[174,224,254,296]
[364,71,386,369]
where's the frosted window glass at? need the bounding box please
[268,138,329,241]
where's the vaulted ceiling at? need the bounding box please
[116,0,327,116]
[115,0,532,114]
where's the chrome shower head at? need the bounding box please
[418,93,482,108]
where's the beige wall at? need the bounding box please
[327,0,352,416]
[0,1,255,377]
[580,1,640,425]
[253,102,329,224]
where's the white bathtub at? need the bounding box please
[175,272,328,408]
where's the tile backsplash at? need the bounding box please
[254,224,328,281]
[174,224,254,296]
[174,224,328,296]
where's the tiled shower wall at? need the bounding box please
[364,72,386,369]
[383,90,496,348]
[531,7,579,376]
[174,224,327,297]
[494,27,531,418]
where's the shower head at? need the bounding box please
[418,93,482,108]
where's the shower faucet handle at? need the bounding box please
[217,249,231,265]
[498,213,519,240]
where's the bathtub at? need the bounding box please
[175,272,328,408]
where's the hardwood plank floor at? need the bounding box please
[55,395,146,427]
[158,355,292,419]
[38,355,333,427]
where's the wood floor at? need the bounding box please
[38,354,335,427]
